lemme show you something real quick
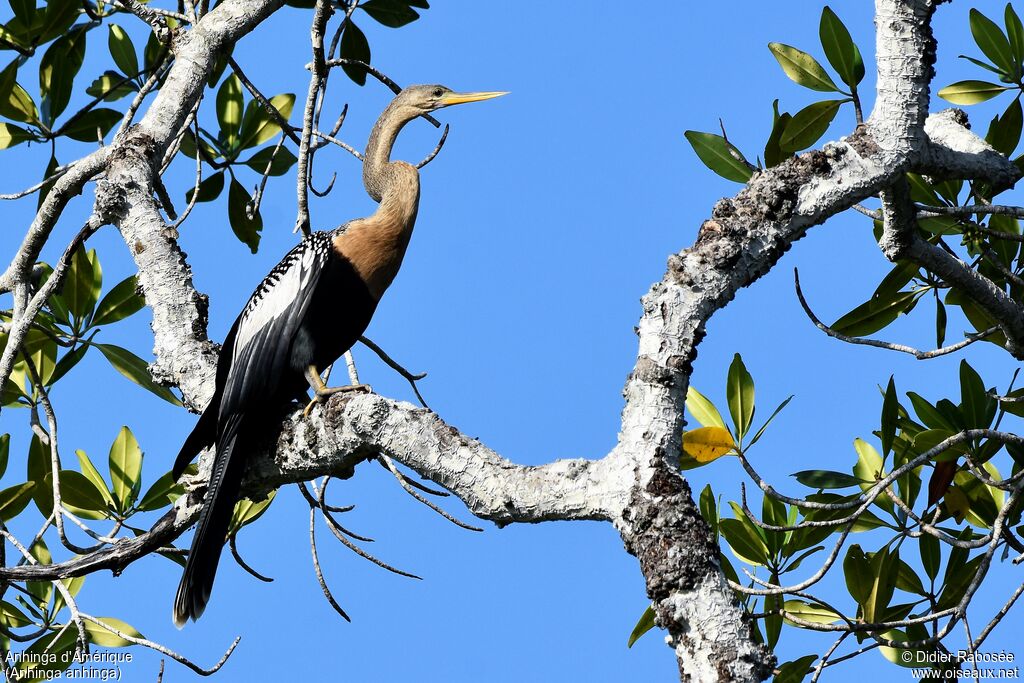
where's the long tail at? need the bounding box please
[173,412,247,627]
[173,399,218,481]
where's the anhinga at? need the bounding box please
[171,85,506,627]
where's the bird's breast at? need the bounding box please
[332,211,416,301]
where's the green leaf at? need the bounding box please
[726,353,755,441]
[881,376,898,457]
[92,275,144,327]
[361,0,420,28]
[698,483,718,538]
[185,170,225,204]
[243,145,298,176]
[768,42,840,92]
[75,449,114,508]
[819,6,864,87]
[9,0,35,27]
[61,108,121,142]
[853,438,891,512]
[986,97,1023,156]
[774,655,817,683]
[720,517,769,566]
[37,0,79,44]
[27,434,52,517]
[894,557,927,596]
[959,359,994,430]
[0,121,31,149]
[937,554,983,610]
[93,343,182,405]
[228,490,276,536]
[780,99,846,153]
[0,66,39,126]
[747,394,793,448]
[107,24,138,77]
[85,616,143,647]
[627,605,656,648]
[843,544,872,605]
[237,93,295,151]
[63,246,102,323]
[39,28,86,125]
[782,600,841,626]
[935,297,947,348]
[970,8,1016,76]
[878,629,935,669]
[137,470,184,512]
[1008,3,1024,65]
[1,600,32,629]
[791,469,864,489]
[16,627,76,679]
[863,547,896,622]
[51,575,85,618]
[831,289,920,336]
[763,99,792,168]
[228,178,263,253]
[25,538,52,609]
[216,73,243,149]
[108,425,142,514]
[0,482,35,521]
[938,80,1011,105]
[685,386,727,429]
[339,22,371,86]
[44,470,108,520]
[0,433,8,479]
[919,529,940,582]
[683,130,752,183]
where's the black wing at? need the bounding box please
[218,232,332,421]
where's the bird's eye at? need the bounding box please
[433,88,444,98]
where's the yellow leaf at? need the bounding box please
[944,486,970,523]
[682,427,735,463]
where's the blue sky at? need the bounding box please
[0,1,1022,681]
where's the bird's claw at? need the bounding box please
[303,383,373,417]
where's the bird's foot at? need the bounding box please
[303,384,373,417]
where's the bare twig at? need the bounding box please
[308,507,351,622]
[358,336,429,408]
[794,269,996,359]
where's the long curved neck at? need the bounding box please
[363,100,420,206]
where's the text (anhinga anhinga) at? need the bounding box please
[170,85,506,627]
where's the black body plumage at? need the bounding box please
[172,229,375,627]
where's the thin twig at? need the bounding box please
[378,454,482,531]
[416,124,449,169]
[80,613,239,675]
[308,507,351,622]
[358,336,429,408]
[229,535,273,582]
[795,269,996,359]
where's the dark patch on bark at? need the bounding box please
[621,464,775,681]
[622,466,717,601]
[846,124,881,158]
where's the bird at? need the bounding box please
[170,84,507,627]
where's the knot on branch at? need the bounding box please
[622,467,717,600]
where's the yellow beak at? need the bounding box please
[440,91,509,106]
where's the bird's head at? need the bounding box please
[394,84,508,114]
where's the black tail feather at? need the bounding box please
[173,400,218,481]
[173,413,246,627]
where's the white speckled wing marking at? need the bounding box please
[218,232,333,416]
[232,237,325,361]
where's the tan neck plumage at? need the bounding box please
[333,161,420,300]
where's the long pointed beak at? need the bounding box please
[440,91,509,106]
